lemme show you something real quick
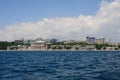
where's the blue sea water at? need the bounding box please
[0,51,120,80]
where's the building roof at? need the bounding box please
[30,40,45,43]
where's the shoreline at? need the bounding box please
[0,50,120,52]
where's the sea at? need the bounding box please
[0,51,120,80]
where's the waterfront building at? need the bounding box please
[85,45,96,50]
[29,40,47,50]
[7,46,17,50]
[105,47,119,50]
[96,38,105,44]
[108,42,119,47]
[86,36,96,44]
[78,45,96,50]
[7,45,28,51]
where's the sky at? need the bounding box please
[0,0,101,27]
[0,0,120,42]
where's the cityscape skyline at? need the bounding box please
[0,0,120,42]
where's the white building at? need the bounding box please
[7,45,28,51]
[106,47,119,50]
[28,40,47,50]
[96,38,105,44]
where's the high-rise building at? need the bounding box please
[86,36,96,44]
[96,38,105,44]
[50,39,59,44]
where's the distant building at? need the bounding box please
[24,40,31,44]
[63,40,77,44]
[29,40,47,50]
[35,38,44,41]
[105,47,119,50]
[71,45,96,50]
[50,39,59,44]
[14,38,24,44]
[7,40,47,51]
[86,36,96,44]
[7,45,28,51]
[96,38,105,44]
[14,40,24,44]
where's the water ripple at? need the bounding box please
[0,51,120,80]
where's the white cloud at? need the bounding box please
[0,0,120,42]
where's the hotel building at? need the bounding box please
[96,38,105,44]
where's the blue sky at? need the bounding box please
[0,0,120,42]
[0,0,101,27]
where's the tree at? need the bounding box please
[66,46,72,50]
[75,47,79,50]
[118,45,120,49]
[58,46,62,50]
[95,44,108,50]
